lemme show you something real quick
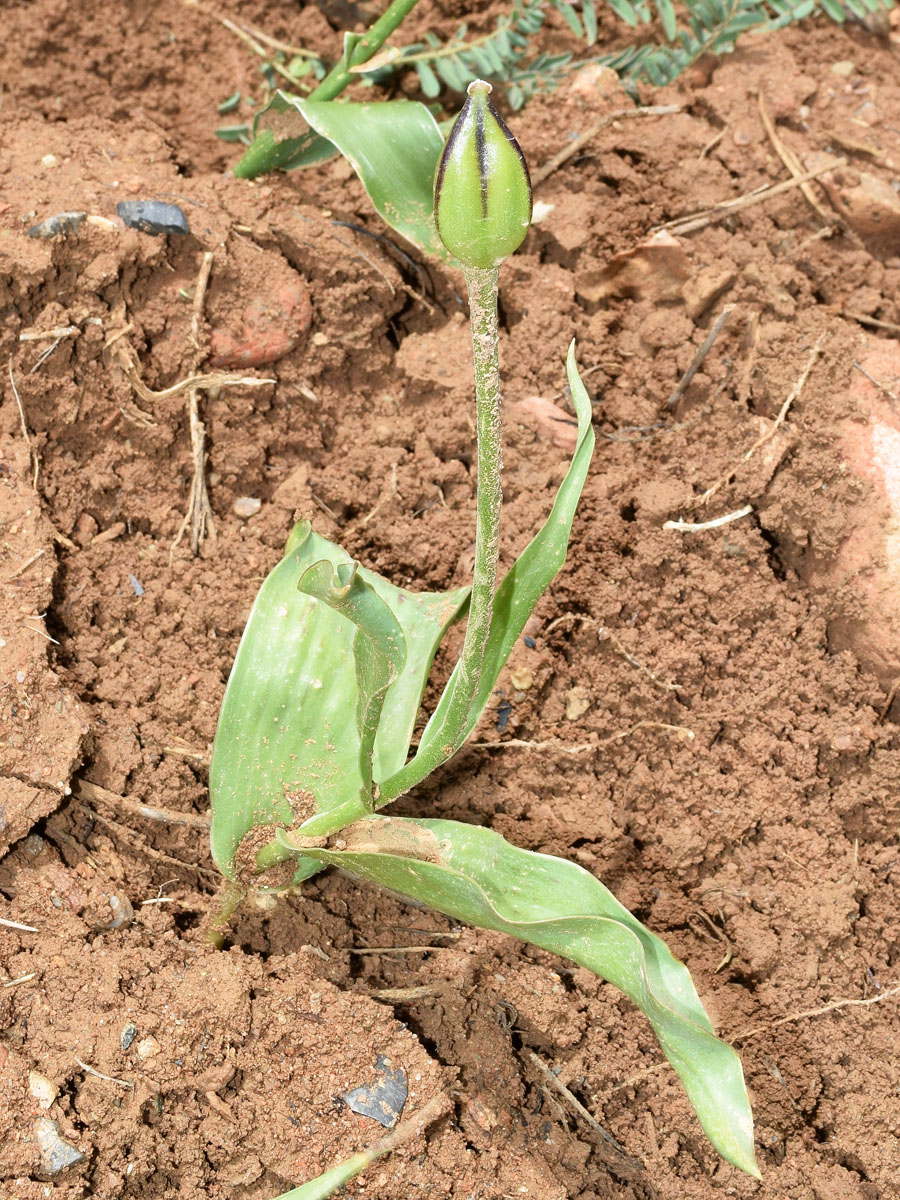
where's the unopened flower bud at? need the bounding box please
[434,80,532,270]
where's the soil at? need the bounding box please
[2,1,900,1197]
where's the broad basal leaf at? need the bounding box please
[209,522,468,881]
[271,94,446,256]
[278,814,760,1178]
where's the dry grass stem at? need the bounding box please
[732,982,900,1043]
[696,332,826,506]
[162,743,211,766]
[0,917,39,933]
[74,1056,134,1091]
[658,159,846,237]
[3,973,37,988]
[74,778,211,829]
[8,359,39,488]
[843,310,900,334]
[853,360,899,403]
[757,91,835,229]
[472,737,594,754]
[6,548,46,580]
[533,105,681,186]
[543,612,682,693]
[523,1049,645,1176]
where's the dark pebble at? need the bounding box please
[523,635,537,648]
[496,699,512,731]
[116,200,190,236]
[27,212,87,239]
[342,1055,407,1128]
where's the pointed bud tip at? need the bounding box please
[434,80,532,270]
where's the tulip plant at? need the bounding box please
[209,82,759,1196]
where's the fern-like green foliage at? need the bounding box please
[369,0,893,107]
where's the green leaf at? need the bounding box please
[214,124,251,143]
[297,558,407,806]
[435,56,470,91]
[555,0,585,36]
[607,0,640,26]
[415,60,442,97]
[217,89,242,114]
[233,91,338,177]
[655,0,679,38]
[209,522,468,882]
[583,0,599,44]
[381,342,594,801]
[279,94,447,256]
[817,0,847,19]
[279,814,760,1178]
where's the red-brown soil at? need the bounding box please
[2,2,900,1197]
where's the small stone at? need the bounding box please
[343,1056,407,1128]
[128,574,145,597]
[509,665,534,691]
[208,251,312,369]
[73,512,98,546]
[28,1071,59,1109]
[120,1022,138,1051]
[830,60,855,77]
[136,1036,161,1060]
[116,200,190,236]
[40,155,59,168]
[566,63,630,109]
[107,893,134,928]
[565,686,591,721]
[27,212,87,239]
[35,1117,84,1174]
[233,496,261,519]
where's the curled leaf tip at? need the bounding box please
[434,78,532,270]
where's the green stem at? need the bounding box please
[234,0,421,179]
[377,265,502,804]
[250,267,503,854]
[309,0,421,101]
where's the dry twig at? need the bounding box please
[662,305,735,412]
[172,251,217,556]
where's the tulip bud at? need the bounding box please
[434,80,532,270]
